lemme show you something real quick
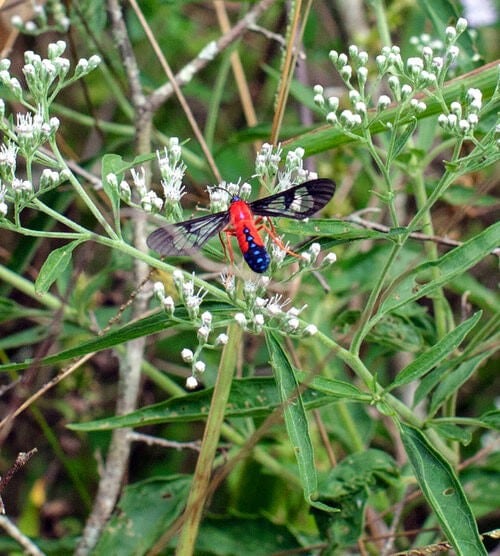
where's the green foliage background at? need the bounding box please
[0,0,498,554]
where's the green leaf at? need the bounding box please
[196,517,301,554]
[390,311,482,389]
[93,476,191,555]
[278,218,393,242]
[379,222,500,316]
[35,240,81,296]
[479,410,500,430]
[67,375,368,431]
[265,331,336,513]
[313,450,399,550]
[391,117,418,162]
[400,423,486,556]
[430,351,494,415]
[0,303,230,373]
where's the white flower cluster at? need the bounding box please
[0,42,100,108]
[254,143,317,190]
[314,19,475,133]
[11,2,70,34]
[226,276,319,337]
[153,272,228,390]
[438,88,483,137]
[157,138,186,218]
[121,140,188,216]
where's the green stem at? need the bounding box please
[176,322,243,556]
[411,171,450,340]
[368,0,392,47]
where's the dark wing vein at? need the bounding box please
[249,179,335,219]
[147,211,230,256]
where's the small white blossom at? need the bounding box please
[163,296,175,314]
[172,269,184,286]
[141,190,163,213]
[131,167,147,195]
[456,18,468,33]
[446,46,460,62]
[327,96,339,111]
[194,361,206,374]
[185,292,205,318]
[339,110,362,128]
[119,180,131,201]
[154,281,166,297]
[326,112,338,125]
[254,297,267,309]
[0,142,18,168]
[48,41,66,59]
[467,88,482,112]
[234,313,247,327]
[337,53,348,67]
[459,119,470,134]
[401,84,413,100]
[377,95,391,111]
[186,376,199,390]
[197,325,210,342]
[303,324,318,336]
[181,348,194,363]
[301,252,312,265]
[269,240,287,265]
[0,183,7,216]
[201,311,212,326]
[323,252,337,265]
[445,26,457,43]
[340,65,352,82]
[314,94,325,107]
[215,333,228,346]
[220,272,235,294]
[253,313,265,332]
[329,50,339,65]
[239,182,252,199]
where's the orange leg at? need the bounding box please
[255,217,302,259]
[219,227,237,265]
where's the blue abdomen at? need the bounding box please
[240,226,270,273]
[244,244,270,273]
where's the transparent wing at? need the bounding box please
[249,179,335,219]
[147,210,230,256]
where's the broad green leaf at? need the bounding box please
[430,422,473,445]
[0,303,230,373]
[266,331,335,513]
[68,373,367,431]
[479,410,500,430]
[196,517,301,554]
[430,351,494,415]
[314,450,398,549]
[367,313,426,352]
[379,222,500,316]
[35,240,81,295]
[94,476,191,556]
[278,218,394,241]
[441,184,500,208]
[390,311,482,389]
[400,423,486,556]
